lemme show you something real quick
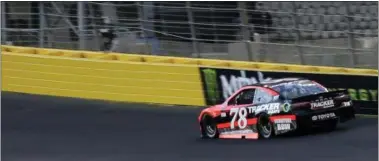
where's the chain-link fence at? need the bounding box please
[1,1,378,69]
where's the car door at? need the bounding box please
[222,88,257,130]
[226,88,257,109]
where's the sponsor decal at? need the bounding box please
[311,116,317,121]
[274,118,292,124]
[246,103,281,115]
[311,97,334,110]
[219,128,255,135]
[342,101,352,107]
[312,112,336,121]
[274,118,292,131]
[281,102,291,112]
[276,123,291,131]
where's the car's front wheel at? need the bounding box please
[201,115,219,139]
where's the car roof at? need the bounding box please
[243,77,309,88]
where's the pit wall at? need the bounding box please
[1,45,378,111]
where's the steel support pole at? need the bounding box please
[137,2,144,34]
[1,2,7,43]
[345,2,357,67]
[186,1,200,57]
[238,1,254,61]
[138,2,154,37]
[51,2,79,36]
[291,2,306,64]
[39,2,45,47]
[87,3,102,50]
[78,1,85,50]
[137,1,150,53]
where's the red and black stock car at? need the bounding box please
[198,78,356,139]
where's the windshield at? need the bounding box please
[270,80,328,99]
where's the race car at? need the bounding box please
[198,78,355,139]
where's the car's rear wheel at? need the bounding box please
[201,115,219,139]
[257,113,274,139]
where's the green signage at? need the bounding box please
[201,68,220,105]
[328,88,378,102]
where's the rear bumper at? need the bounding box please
[295,105,356,128]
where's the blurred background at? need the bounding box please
[1,1,378,69]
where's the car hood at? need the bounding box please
[207,104,224,110]
[198,104,224,120]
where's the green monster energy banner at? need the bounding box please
[199,67,378,115]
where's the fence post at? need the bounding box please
[136,2,144,36]
[291,2,305,64]
[137,2,154,54]
[345,2,357,67]
[39,2,45,48]
[77,1,85,50]
[238,1,254,61]
[1,2,7,44]
[136,2,146,53]
[186,1,200,58]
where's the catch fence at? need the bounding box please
[1,1,378,68]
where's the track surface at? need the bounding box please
[2,92,378,161]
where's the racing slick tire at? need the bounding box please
[200,115,219,139]
[257,113,275,139]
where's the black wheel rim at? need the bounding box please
[258,116,272,138]
[203,117,216,137]
[206,124,216,135]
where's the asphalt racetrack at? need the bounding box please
[2,92,378,161]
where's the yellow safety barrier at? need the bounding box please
[1,48,205,106]
[2,45,377,76]
[1,45,378,107]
